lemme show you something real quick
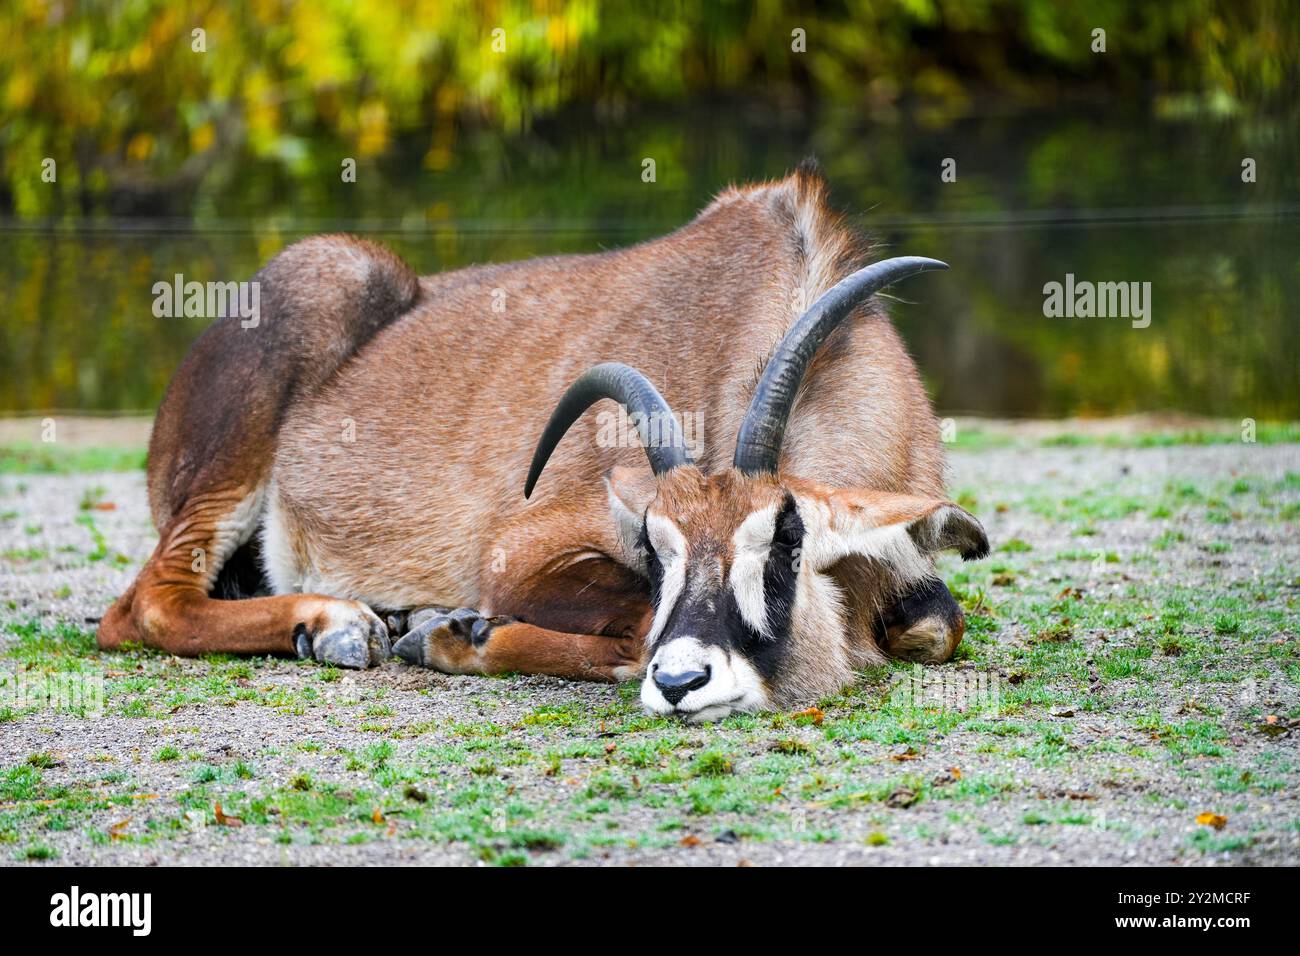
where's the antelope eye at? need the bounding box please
[773,504,803,549]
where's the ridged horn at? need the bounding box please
[732,256,948,475]
[524,362,692,498]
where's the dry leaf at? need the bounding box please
[679,834,702,847]
[372,807,385,824]
[886,787,919,809]
[213,801,243,827]
[890,746,919,762]
[1195,812,1227,830]
[1257,717,1290,738]
[793,706,824,725]
[109,819,131,839]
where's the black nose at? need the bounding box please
[653,666,711,706]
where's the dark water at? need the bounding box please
[3,103,1297,418]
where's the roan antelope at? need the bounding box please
[98,161,989,721]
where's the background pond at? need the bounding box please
[2,102,1296,418]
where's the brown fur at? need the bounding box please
[100,165,963,693]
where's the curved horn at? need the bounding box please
[524,362,693,498]
[732,256,948,475]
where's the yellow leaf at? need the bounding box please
[793,706,824,725]
[1196,812,1227,830]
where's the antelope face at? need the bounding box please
[606,466,987,722]
[521,256,970,721]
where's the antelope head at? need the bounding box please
[525,258,989,721]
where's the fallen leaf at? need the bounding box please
[890,746,919,762]
[1051,707,1075,718]
[213,802,243,827]
[109,819,131,839]
[770,738,812,756]
[1257,718,1290,738]
[886,787,919,809]
[1195,812,1227,830]
[679,834,702,847]
[793,706,824,725]
[372,807,385,824]
[1034,621,1074,644]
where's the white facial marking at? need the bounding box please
[641,512,687,646]
[728,503,778,637]
[640,637,768,721]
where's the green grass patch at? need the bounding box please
[0,444,146,475]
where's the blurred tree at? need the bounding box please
[1,0,1295,217]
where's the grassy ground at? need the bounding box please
[1,420,1297,866]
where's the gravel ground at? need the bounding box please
[1,437,1298,866]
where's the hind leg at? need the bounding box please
[98,485,389,667]
[879,577,966,663]
[101,235,417,665]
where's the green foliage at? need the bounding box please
[2,0,1294,218]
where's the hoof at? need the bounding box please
[297,603,391,669]
[394,607,507,669]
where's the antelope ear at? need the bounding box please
[906,503,990,560]
[604,466,659,570]
[798,488,989,575]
